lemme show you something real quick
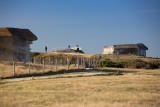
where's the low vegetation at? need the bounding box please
[99,55,160,69]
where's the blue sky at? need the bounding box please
[0,0,160,57]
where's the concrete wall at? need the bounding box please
[0,37,31,62]
[103,46,114,54]
[13,37,30,62]
[0,37,13,61]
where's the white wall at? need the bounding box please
[103,46,114,54]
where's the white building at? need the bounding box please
[103,43,148,56]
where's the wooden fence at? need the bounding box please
[0,53,101,78]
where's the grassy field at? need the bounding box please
[0,69,160,107]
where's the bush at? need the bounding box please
[99,57,160,69]
[127,59,147,68]
[100,58,112,67]
[146,60,160,69]
[99,59,126,68]
[114,62,127,68]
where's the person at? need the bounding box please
[76,45,79,52]
[68,45,70,50]
[45,46,47,53]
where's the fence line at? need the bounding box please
[0,57,99,78]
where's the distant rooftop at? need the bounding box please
[52,48,85,54]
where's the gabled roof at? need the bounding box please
[113,44,138,49]
[104,43,148,50]
[137,43,148,50]
[0,27,37,41]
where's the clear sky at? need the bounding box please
[0,0,160,57]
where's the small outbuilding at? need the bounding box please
[103,43,148,56]
[0,27,37,62]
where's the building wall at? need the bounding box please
[103,46,114,54]
[0,37,13,61]
[114,48,138,55]
[138,50,146,56]
[13,37,29,62]
[103,46,147,56]
[0,37,31,62]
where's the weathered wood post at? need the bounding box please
[60,58,62,66]
[97,59,100,68]
[88,58,90,68]
[86,58,88,68]
[34,57,36,63]
[81,57,83,66]
[43,59,45,73]
[55,58,58,71]
[90,59,92,68]
[13,61,15,76]
[52,57,54,65]
[41,57,42,64]
[67,58,69,70]
[28,61,31,74]
[93,59,96,68]
[49,57,51,65]
[83,58,86,69]
[91,59,93,68]
[77,55,79,70]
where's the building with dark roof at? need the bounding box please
[52,47,85,54]
[103,43,148,56]
[0,27,37,62]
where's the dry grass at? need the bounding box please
[101,54,160,62]
[0,69,160,107]
[0,63,44,78]
[0,63,83,78]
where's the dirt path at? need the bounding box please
[0,68,140,83]
[0,71,112,83]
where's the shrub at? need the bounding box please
[99,58,112,67]
[114,62,127,68]
[127,59,147,69]
[99,59,126,68]
[99,57,160,69]
[146,60,160,69]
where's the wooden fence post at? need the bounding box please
[83,58,86,69]
[13,61,15,76]
[81,57,83,66]
[93,59,96,68]
[43,59,45,73]
[34,57,36,63]
[88,59,90,68]
[52,57,54,65]
[77,57,79,70]
[67,58,70,70]
[49,57,51,65]
[28,61,31,74]
[55,59,58,71]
